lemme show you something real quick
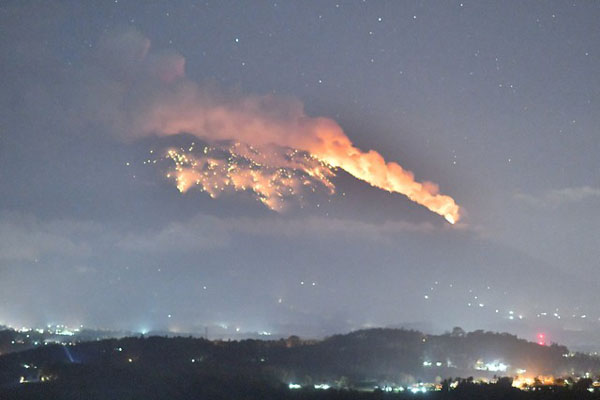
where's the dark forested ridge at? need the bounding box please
[1,327,600,399]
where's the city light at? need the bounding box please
[314,384,330,390]
[537,333,546,346]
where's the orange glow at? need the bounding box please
[512,375,556,389]
[134,41,462,222]
[165,144,334,211]
[308,122,461,223]
[512,376,535,388]
[159,118,462,222]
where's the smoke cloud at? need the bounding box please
[98,29,461,223]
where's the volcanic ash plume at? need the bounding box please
[108,30,460,223]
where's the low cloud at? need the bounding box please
[0,213,96,263]
[1,211,444,264]
[227,215,437,238]
[117,214,439,254]
[514,186,600,207]
[117,215,230,253]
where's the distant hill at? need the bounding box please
[1,327,600,399]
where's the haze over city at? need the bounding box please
[1,0,599,352]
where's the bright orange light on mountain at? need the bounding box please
[121,31,462,223]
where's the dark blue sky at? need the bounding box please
[1,1,598,348]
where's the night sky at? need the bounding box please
[1,1,599,348]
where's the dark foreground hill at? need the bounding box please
[1,328,600,399]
